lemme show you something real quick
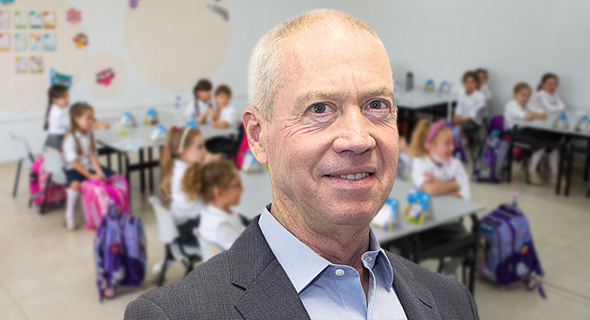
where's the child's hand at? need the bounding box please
[537,112,547,120]
[211,109,221,121]
[94,122,110,130]
[92,173,107,181]
[423,172,436,182]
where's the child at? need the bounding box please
[453,71,486,131]
[530,73,565,112]
[44,84,70,150]
[152,125,220,275]
[505,83,560,184]
[63,103,115,230]
[476,68,492,103]
[183,159,245,251]
[409,119,470,276]
[209,85,238,129]
[44,85,109,150]
[184,79,214,124]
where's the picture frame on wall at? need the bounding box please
[30,33,42,51]
[0,33,10,51]
[30,11,43,29]
[14,11,27,29]
[14,33,27,51]
[0,10,10,29]
[15,56,27,74]
[30,56,43,73]
[43,11,56,29]
[44,33,56,51]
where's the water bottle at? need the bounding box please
[174,96,183,123]
[405,72,414,92]
[560,112,569,130]
[175,96,182,110]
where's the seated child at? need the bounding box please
[409,119,471,276]
[453,71,486,132]
[505,82,560,184]
[44,85,109,150]
[209,85,238,129]
[63,103,115,230]
[152,125,219,275]
[476,68,492,122]
[183,159,245,251]
[185,79,214,124]
[530,73,565,112]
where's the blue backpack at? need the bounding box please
[94,202,146,301]
[477,199,545,298]
[472,132,509,183]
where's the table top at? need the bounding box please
[94,109,239,152]
[395,89,457,110]
[513,109,590,138]
[235,170,486,244]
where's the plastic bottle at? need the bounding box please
[405,72,414,92]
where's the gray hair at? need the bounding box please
[248,9,385,120]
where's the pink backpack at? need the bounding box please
[29,157,67,209]
[82,174,129,230]
[235,133,249,169]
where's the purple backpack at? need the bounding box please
[477,198,545,298]
[472,132,509,183]
[94,202,146,301]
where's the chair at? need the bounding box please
[195,231,225,263]
[148,196,202,287]
[40,148,68,214]
[10,133,35,198]
[205,124,245,159]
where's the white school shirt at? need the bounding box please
[411,156,471,200]
[62,131,95,170]
[47,104,70,135]
[504,100,532,130]
[530,90,565,112]
[198,204,245,251]
[479,83,492,101]
[170,160,204,225]
[184,99,212,121]
[214,106,238,127]
[456,89,486,124]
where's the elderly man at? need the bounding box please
[125,9,479,320]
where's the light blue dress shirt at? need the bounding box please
[259,208,408,320]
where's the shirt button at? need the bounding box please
[365,256,373,262]
[335,269,345,277]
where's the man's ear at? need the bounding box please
[243,106,268,164]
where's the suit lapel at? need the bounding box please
[387,252,442,320]
[227,216,310,320]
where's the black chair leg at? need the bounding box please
[40,174,52,214]
[13,159,23,198]
[158,245,171,287]
[437,257,445,273]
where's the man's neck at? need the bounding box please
[269,196,371,274]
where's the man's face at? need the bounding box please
[262,26,398,228]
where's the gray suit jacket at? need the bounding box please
[125,216,479,319]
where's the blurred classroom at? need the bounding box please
[1,0,589,319]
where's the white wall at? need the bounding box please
[3,0,589,161]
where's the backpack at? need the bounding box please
[82,174,129,229]
[472,133,509,182]
[94,203,146,301]
[29,157,67,212]
[477,199,545,298]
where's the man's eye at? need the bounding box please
[368,100,387,109]
[312,103,332,113]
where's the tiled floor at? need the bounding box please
[0,156,588,320]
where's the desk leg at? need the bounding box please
[118,153,123,174]
[565,143,573,197]
[584,138,590,182]
[469,214,479,294]
[556,143,565,195]
[106,152,111,170]
[124,154,131,200]
[148,147,154,192]
[139,149,146,193]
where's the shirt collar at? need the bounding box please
[258,206,394,293]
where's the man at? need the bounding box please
[125,9,479,320]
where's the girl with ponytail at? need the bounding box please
[530,73,565,112]
[62,103,115,230]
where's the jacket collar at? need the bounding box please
[226,212,440,320]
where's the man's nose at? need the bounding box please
[332,107,376,155]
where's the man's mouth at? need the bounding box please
[326,172,373,181]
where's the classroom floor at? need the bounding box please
[0,156,589,320]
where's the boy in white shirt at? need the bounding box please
[209,85,238,129]
[530,73,565,112]
[453,71,486,132]
[505,82,561,184]
[44,84,70,149]
[184,79,214,124]
[476,68,492,122]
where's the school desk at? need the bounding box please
[395,89,457,139]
